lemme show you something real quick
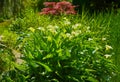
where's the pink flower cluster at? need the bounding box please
[40,1,76,15]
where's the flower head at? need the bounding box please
[105,45,113,51]
[104,54,112,58]
[0,35,4,41]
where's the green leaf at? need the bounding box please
[30,61,39,68]
[42,54,53,60]
[68,76,79,82]
[85,69,96,73]
[51,79,59,82]
[87,77,99,82]
[14,63,27,71]
[5,77,14,82]
[36,61,52,72]
[55,71,63,79]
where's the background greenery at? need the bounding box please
[0,0,119,19]
[109,11,120,82]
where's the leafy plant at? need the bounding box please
[40,1,76,15]
[15,14,116,81]
[2,7,117,81]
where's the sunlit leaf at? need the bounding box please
[42,54,53,60]
[36,61,52,72]
[87,76,99,82]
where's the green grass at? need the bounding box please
[110,12,120,82]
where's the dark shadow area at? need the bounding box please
[72,0,120,14]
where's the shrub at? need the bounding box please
[40,1,76,15]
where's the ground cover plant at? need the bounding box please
[0,0,120,82]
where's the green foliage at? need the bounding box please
[0,39,15,81]
[7,11,116,81]
[0,0,23,19]
[1,8,119,81]
[0,29,28,81]
[0,0,119,81]
[32,0,72,11]
[0,18,4,23]
[109,10,120,82]
[9,9,38,34]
